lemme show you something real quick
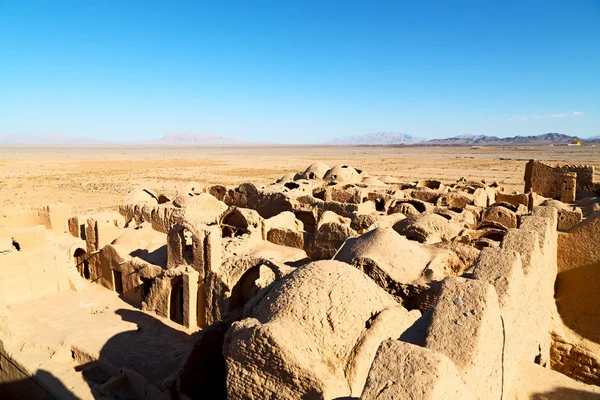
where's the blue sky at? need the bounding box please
[0,0,599,143]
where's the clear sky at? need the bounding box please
[0,0,599,143]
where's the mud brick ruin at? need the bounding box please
[2,159,600,399]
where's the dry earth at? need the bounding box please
[2,144,600,399]
[1,145,600,213]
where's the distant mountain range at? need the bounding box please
[427,132,582,145]
[0,132,596,146]
[324,132,593,145]
[326,132,425,145]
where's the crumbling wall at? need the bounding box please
[361,206,559,399]
[119,203,186,234]
[180,225,222,328]
[524,160,577,202]
[551,332,600,385]
[85,224,168,306]
[89,244,162,303]
[143,266,199,329]
[167,221,205,272]
[560,164,596,193]
[0,223,80,306]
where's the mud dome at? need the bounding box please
[1,160,600,399]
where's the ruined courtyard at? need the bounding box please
[2,147,600,399]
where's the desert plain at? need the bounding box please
[2,144,600,213]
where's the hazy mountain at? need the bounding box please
[0,133,105,145]
[143,133,246,145]
[1,131,592,146]
[428,132,581,145]
[326,132,425,145]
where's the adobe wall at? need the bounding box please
[556,214,600,321]
[85,217,125,253]
[551,332,600,385]
[119,203,186,234]
[552,212,600,385]
[524,160,577,202]
[0,204,71,233]
[142,266,199,330]
[560,164,596,193]
[142,266,200,329]
[0,240,74,306]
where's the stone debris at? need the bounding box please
[0,161,599,399]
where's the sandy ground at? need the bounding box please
[1,145,600,213]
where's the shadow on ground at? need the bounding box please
[0,308,227,399]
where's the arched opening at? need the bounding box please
[229,264,276,311]
[284,182,300,190]
[170,277,184,324]
[140,277,153,301]
[157,194,170,204]
[481,230,506,242]
[312,188,326,200]
[221,210,249,238]
[82,262,90,280]
[180,229,194,265]
[73,248,90,280]
[375,198,386,212]
[403,200,427,213]
[223,211,246,228]
[417,179,442,190]
[209,185,227,201]
[74,248,86,261]
[294,211,316,233]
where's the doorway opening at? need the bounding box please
[113,270,123,295]
[170,278,184,324]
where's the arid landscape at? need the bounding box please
[3,144,600,399]
[2,0,599,398]
[3,145,600,213]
